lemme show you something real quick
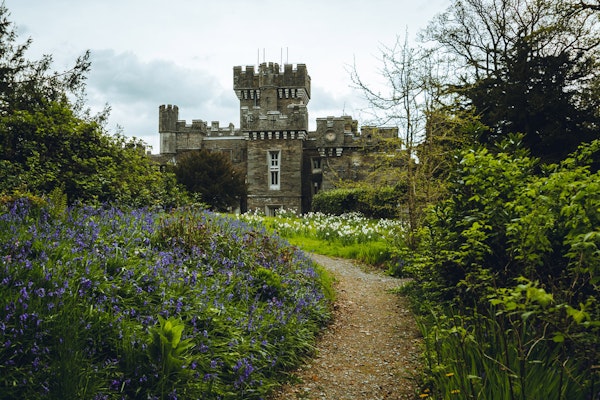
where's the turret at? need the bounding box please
[159,104,179,154]
[233,63,311,131]
[159,104,179,133]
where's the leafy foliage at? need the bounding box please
[0,4,90,114]
[423,135,538,300]
[0,100,184,207]
[0,5,184,208]
[418,289,593,400]
[311,186,404,219]
[426,0,600,163]
[148,316,196,399]
[0,200,332,399]
[168,149,247,212]
[414,136,600,307]
[403,137,599,398]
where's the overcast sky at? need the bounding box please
[4,0,451,153]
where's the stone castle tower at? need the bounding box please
[158,104,179,154]
[156,62,398,214]
[234,62,310,131]
[234,62,310,213]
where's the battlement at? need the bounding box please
[361,125,399,139]
[316,115,358,135]
[159,104,179,113]
[158,104,179,132]
[233,62,310,94]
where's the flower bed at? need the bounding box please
[0,199,332,399]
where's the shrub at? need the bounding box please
[311,185,402,219]
[168,149,247,212]
[404,136,600,398]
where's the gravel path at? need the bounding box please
[270,254,422,400]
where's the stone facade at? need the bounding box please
[156,62,397,215]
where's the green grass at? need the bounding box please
[236,210,405,270]
[285,236,390,262]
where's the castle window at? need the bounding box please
[268,150,280,190]
[311,157,322,174]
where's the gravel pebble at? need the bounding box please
[269,254,422,400]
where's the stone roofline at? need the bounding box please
[233,62,308,78]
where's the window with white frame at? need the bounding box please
[268,150,280,190]
[311,157,322,174]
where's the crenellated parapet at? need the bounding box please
[234,63,311,131]
[159,104,179,133]
[233,62,311,104]
[315,115,358,148]
[234,62,309,88]
[233,65,259,89]
[158,104,242,154]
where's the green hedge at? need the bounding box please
[311,186,403,219]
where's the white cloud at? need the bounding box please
[4,0,453,152]
[84,50,238,151]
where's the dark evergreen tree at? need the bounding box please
[169,149,247,212]
[466,36,600,161]
[426,0,600,162]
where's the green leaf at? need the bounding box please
[552,333,565,343]
[521,311,534,321]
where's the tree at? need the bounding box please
[351,34,472,247]
[169,149,247,212]
[0,4,184,207]
[0,97,185,207]
[425,0,600,162]
[0,4,90,114]
[573,0,600,11]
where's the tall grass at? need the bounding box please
[417,312,594,399]
[410,281,598,400]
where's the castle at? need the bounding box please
[156,62,397,215]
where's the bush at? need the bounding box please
[168,149,247,212]
[0,100,186,208]
[311,185,403,219]
[412,137,600,307]
[403,136,600,398]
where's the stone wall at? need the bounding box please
[246,133,305,213]
[154,62,401,214]
[234,63,310,131]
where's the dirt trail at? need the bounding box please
[270,254,422,400]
